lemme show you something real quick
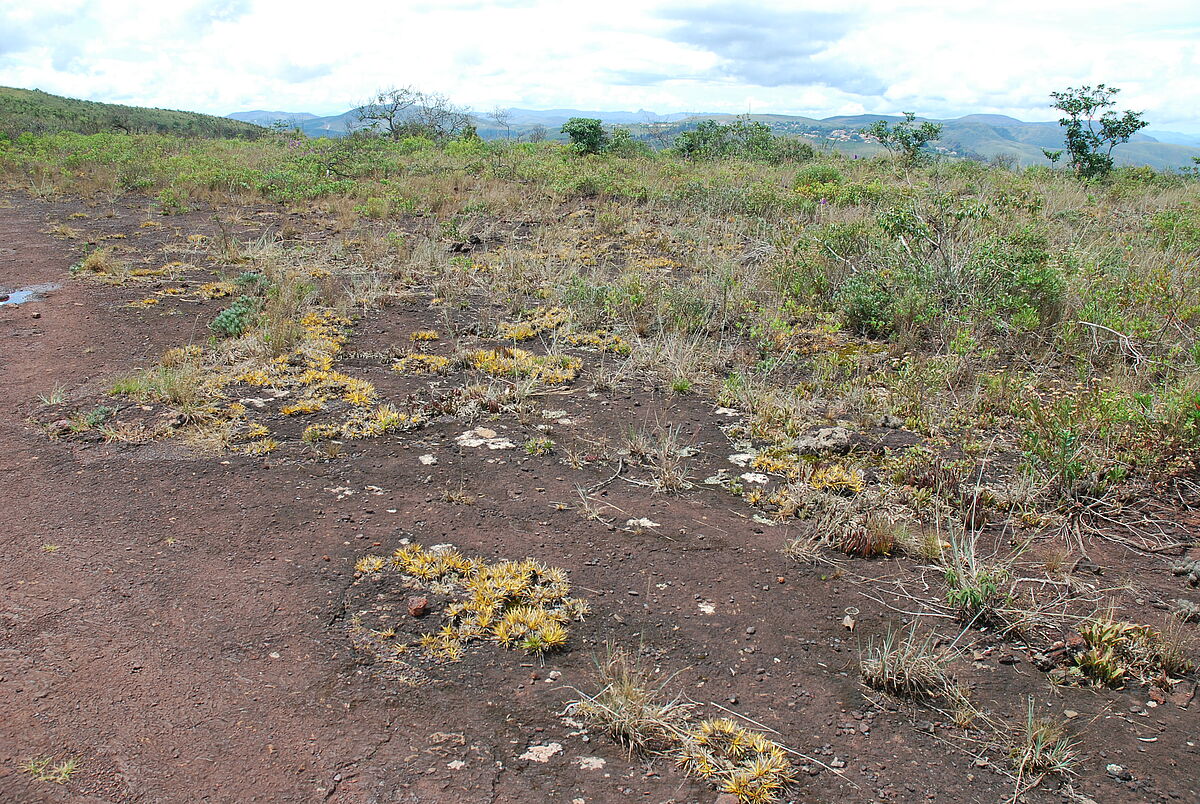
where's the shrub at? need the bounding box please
[561,118,607,155]
[675,118,813,164]
[605,127,652,158]
[794,163,843,188]
[862,112,943,165]
[837,270,894,337]
[208,295,261,337]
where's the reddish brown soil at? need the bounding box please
[1,193,1197,804]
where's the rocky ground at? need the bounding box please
[1,192,1197,803]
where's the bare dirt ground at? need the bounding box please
[1,192,1197,804]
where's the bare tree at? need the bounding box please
[357,86,419,140]
[410,91,472,140]
[488,106,511,139]
[528,124,547,143]
[357,86,472,141]
[641,112,674,150]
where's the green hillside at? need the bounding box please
[0,87,264,140]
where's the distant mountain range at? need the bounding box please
[228,105,1200,170]
[227,110,318,126]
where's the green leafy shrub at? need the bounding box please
[675,118,813,164]
[209,295,261,337]
[838,270,894,337]
[795,163,843,187]
[562,118,607,155]
[862,113,943,165]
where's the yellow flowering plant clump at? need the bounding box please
[281,398,325,416]
[197,281,234,299]
[749,451,804,481]
[467,347,581,385]
[348,543,589,664]
[676,719,797,804]
[565,328,631,355]
[393,354,451,374]
[809,463,866,495]
[497,306,569,341]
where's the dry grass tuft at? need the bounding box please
[860,625,967,705]
[569,643,694,754]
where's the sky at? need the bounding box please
[2,0,1199,131]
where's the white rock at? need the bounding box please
[519,742,563,763]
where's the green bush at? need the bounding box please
[562,118,607,155]
[605,128,652,158]
[795,163,843,187]
[675,119,813,164]
[209,295,261,337]
[838,270,894,337]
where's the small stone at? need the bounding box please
[830,758,846,769]
[1106,763,1132,781]
[1063,709,1079,719]
[407,596,430,617]
[795,426,852,456]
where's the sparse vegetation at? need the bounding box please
[20,756,80,784]
[571,644,796,803]
[568,643,693,754]
[859,625,966,705]
[7,83,1200,803]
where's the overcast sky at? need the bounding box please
[2,0,1199,130]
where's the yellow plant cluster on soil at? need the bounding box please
[348,543,589,664]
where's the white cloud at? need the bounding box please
[0,0,1197,130]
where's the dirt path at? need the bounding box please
[1,194,1196,804]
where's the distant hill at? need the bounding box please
[669,112,1200,170]
[227,110,318,127]
[0,86,265,140]
[1146,130,1200,148]
[228,106,701,140]
[503,108,693,126]
[227,103,1200,170]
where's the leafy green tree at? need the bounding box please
[675,118,813,164]
[561,118,607,154]
[1050,85,1147,179]
[862,113,943,165]
[604,127,651,157]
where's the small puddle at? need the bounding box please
[0,283,61,306]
